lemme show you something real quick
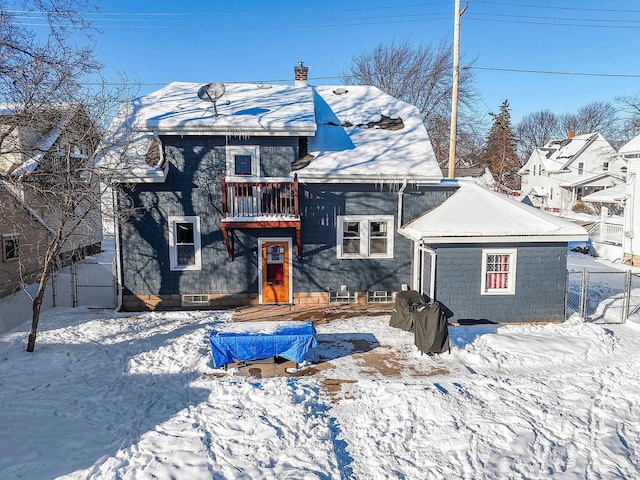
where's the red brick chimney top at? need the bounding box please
[294,61,309,86]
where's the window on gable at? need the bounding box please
[578,162,584,175]
[226,146,259,178]
[2,234,19,262]
[337,215,394,259]
[168,216,201,271]
[481,249,517,295]
[603,161,609,171]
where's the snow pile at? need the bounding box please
[1,307,639,478]
[453,315,617,369]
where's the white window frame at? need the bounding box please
[481,248,517,295]
[168,216,201,271]
[336,215,394,259]
[226,145,260,178]
[577,162,584,175]
[2,233,19,262]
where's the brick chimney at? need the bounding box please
[294,61,309,87]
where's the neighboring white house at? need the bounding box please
[519,132,624,212]
[617,133,640,265]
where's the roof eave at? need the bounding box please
[398,232,588,243]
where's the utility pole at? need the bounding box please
[447,0,467,179]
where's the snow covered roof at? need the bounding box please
[399,181,588,243]
[101,82,442,183]
[582,183,628,203]
[619,133,640,155]
[10,124,63,178]
[112,82,317,136]
[560,172,624,188]
[300,86,441,182]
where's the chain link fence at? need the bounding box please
[0,259,116,335]
[566,269,640,324]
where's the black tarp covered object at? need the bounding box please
[414,301,450,355]
[389,290,429,332]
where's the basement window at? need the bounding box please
[367,291,394,303]
[329,291,357,304]
[181,294,210,306]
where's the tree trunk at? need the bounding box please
[26,269,50,352]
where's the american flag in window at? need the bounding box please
[485,253,511,290]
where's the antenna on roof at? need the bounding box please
[197,82,226,117]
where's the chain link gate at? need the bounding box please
[566,269,631,324]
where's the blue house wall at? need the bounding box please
[117,136,455,309]
[430,242,568,323]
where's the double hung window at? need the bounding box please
[168,216,201,271]
[337,215,394,259]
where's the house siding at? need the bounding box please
[118,136,456,306]
[431,242,567,323]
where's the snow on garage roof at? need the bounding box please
[400,181,588,243]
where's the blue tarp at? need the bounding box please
[209,321,318,368]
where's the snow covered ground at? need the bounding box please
[1,303,640,479]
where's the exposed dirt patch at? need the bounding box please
[322,378,358,402]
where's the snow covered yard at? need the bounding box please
[1,307,640,479]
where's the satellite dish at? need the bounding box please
[197,82,226,116]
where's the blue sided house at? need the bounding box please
[101,63,587,323]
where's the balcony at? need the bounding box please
[220,173,301,259]
[588,221,623,246]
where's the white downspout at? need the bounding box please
[397,179,407,230]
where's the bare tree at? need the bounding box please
[615,92,640,143]
[343,40,482,167]
[560,101,620,145]
[0,1,134,351]
[515,110,561,161]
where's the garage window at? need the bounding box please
[481,248,517,295]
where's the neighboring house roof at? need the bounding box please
[619,133,640,155]
[582,183,628,203]
[10,124,63,178]
[0,181,56,235]
[519,133,613,175]
[526,186,547,197]
[559,172,624,188]
[101,82,442,183]
[399,181,588,243]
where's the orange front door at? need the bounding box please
[261,240,290,304]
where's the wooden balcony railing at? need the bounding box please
[220,173,301,259]
[221,173,299,219]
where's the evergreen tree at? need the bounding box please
[483,100,520,191]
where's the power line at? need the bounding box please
[471,66,640,79]
[473,1,640,14]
